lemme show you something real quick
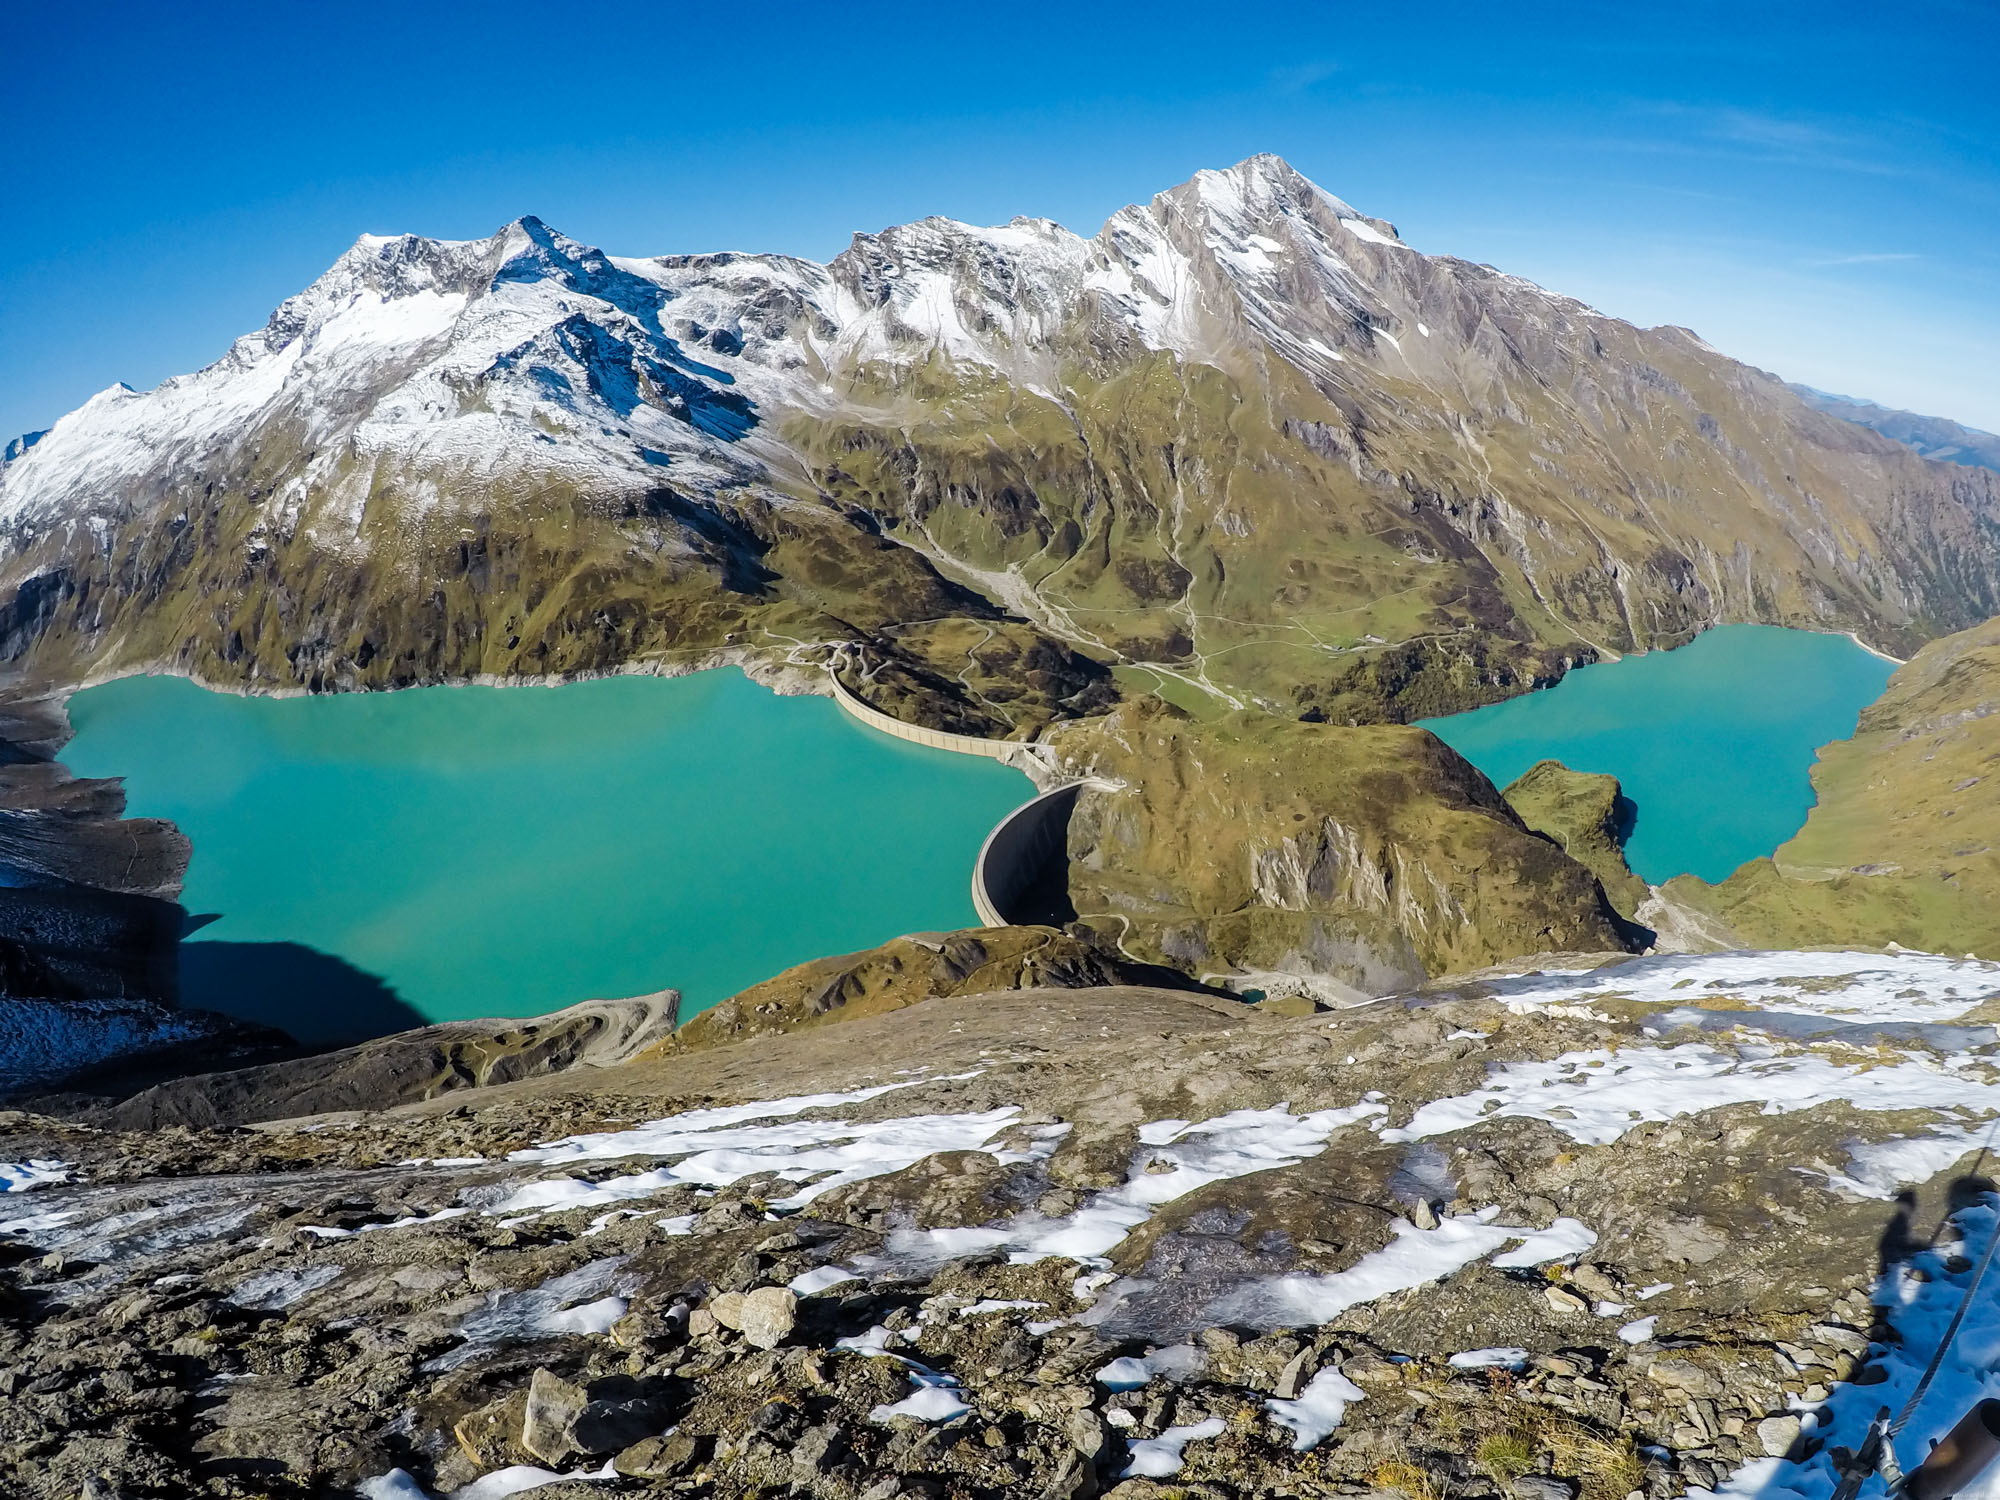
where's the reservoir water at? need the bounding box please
[1418,624,1897,886]
[60,669,1033,1044]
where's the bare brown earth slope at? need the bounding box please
[2,156,1996,730]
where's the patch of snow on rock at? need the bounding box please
[1096,1345,1206,1391]
[1482,950,2000,1027]
[1123,1417,1228,1478]
[1339,217,1402,247]
[1267,1366,1368,1449]
[1450,1347,1531,1370]
[361,1459,618,1499]
[1385,1042,2000,1166]
[879,1101,1385,1271]
[0,1160,68,1193]
[1210,1208,1593,1329]
[0,997,222,1094]
[492,1106,1053,1218]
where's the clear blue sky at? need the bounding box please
[4,0,1997,444]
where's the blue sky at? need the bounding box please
[4,0,1996,443]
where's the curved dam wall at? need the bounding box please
[971,782,1090,927]
[822,667,1092,929]
[826,671,1030,763]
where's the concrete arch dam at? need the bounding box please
[970,781,1110,928]
[824,665,1100,928]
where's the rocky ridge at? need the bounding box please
[657,926,1171,1056]
[1789,387,2000,476]
[4,947,2000,1498]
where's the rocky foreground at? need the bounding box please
[6,947,2000,1499]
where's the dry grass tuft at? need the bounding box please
[1469,1411,1645,1500]
[1372,1459,1447,1500]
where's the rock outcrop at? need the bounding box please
[0,692,187,1011]
[1049,697,1633,998]
[43,993,684,1129]
[659,926,1171,1055]
[1501,760,1648,919]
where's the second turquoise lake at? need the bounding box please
[1418,624,1897,886]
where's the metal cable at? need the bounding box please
[1890,1116,2000,1440]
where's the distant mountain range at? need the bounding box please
[3,155,1997,731]
[1788,385,2000,476]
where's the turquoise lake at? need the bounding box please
[60,669,1033,1044]
[1418,624,1897,886]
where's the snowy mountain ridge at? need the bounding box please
[1,153,1995,720]
[0,156,1449,542]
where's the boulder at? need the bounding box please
[615,1431,705,1478]
[1757,1414,1803,1458]
[520,1368,588,1465]
[453,1389,528,1467]
[738,1286,798,1349]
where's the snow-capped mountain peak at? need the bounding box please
[0,156,1791,555]
[0,155,1992,720]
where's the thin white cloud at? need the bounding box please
[1798,251,1924,267]
[1617,102,1916,179]
[1706,108,1854,152]
[1268,60,1340,94]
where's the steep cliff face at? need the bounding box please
[0,695,187,1006]
[1657,614,2000,956]
[3,158,1996,726]
[1047,698,1632,997]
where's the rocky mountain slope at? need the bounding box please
[4,947,1999,1499]
[1655,613,2000,956]
[1498,761,1649,921]
[1047,699,1634,1000]
[657,927,1165,1056]
[5,158,1998,730]
[1790,386,2000,476]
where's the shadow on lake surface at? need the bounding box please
[1611,789,1638,847]
[179,939,424,1047]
